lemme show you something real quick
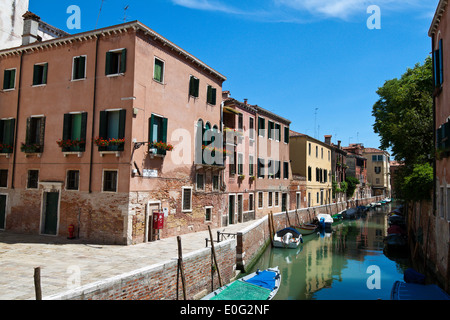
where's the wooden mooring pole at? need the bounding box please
[208,226,223,288]
[34,267,42,300]
[176,236,187,300]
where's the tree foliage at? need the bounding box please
[345,176,360,199]
[372,57,434,165]
[402,163,434,201]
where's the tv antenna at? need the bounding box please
[95,0,105,29]
[314,108,319,139]
[123,5,130,23]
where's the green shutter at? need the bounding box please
[149,115,155,143]
[25,117,31,145]
[207,86,212,104]
[189,77,197,97]
[33,65,39,86]
[62,114,71,152]
[211,88,217,105]
[194,78,200,97]
[10,70,15,89]
[0,120,4,153]
[80,112,88,152]
[440,39,444,85]
[43,63,48,84]
[105,52,112,75]
[120,49,127,74]
[118,109,126,151]
[98,111,107,151]
[3,70,10,90]
[39,117,46,152]
[161,117,168,155]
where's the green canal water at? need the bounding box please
[246,203,412,300]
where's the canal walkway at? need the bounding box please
[0,220,256,300]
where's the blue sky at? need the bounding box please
[30,0,439,151]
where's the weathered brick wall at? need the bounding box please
[45,239,237,300]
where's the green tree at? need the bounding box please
[372,57,434,165]
[345,176,360,199]
[402,163,434,201]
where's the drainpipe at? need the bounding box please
[88,35,100,194]
[431,35,437,216]
[11,50,24,190]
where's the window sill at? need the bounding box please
[0,153,12,159]
[153,78,166,85]
[99,151,121,158]
[63,152,84,158]
[106,73,125,78]
[25,153,42,158]
[2,88,15,92]
[32,84,47,88]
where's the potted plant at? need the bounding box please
[94,137,125,152]
[0,143,13,154]
[20,143,42,154]
[56,138,85,152]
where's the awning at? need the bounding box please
[223,106,240,115]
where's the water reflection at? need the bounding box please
[247,203,412,300]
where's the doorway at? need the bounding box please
[282,193,287,212]
[228,194,235,225]
[42,192,59,235]
[0,194,6,230]
[237,194,243,223]
[147,201,161,242]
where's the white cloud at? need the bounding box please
[170,0,439,22]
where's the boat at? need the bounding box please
[391,281,450,300]
[202,267,281,300]
[384,234,407,249]
[295,223,318,235]
[273,228,303,249]
[316,214,333,231]
[342,208,358,219]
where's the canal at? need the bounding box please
[246,202,412,300]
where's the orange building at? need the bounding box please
[0,15,226,244]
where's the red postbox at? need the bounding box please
[153,212,164,230]
[68,224,75,239]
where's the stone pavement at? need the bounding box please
[0,220,257,300]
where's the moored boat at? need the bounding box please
[316,214,333,231]
[202,267,281,300]
[391,281,450,300]
[295,223,318,235]
[273,228,303,249]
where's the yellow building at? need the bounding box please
[363,148,391,197]
[289,131,332,207]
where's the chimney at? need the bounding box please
[324,135,332,145]
[338,140,341,149]
[22,11,41,45]
[244,99,248,105]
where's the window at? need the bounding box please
[316,168,320,182]
[249,193,254,211]
[0,170,7,188]
[3,69,16,90]
[237,153,244,175]
[207,85,217,105]
[189,76,199,97]
[258,117,265,137]
[376,178,380,184]
[275,160,281,179]
[238,114,243,131]
[103,170,118,192]
[98,110,126,151]
[205,207,212,222]
[25,116,46,153]
[106,49,127,75]
[72,56,86,80]
[268,192,273,207]
[375,167,381,174]
[308,166,312,181]
[316,146,318,158]
[182,187,192,212]
[275,192,279,207]
[268,121,274,139]
[149,114,169,155]
[283,162,289,179]
[0,118,15,154]
[268,159,273,178]
[249,117,254,140]
[66,170,80,191]
[33,63,48,86]
[324,170,328,183]
[433,39,444,88]
[284,126,289,144]
[296,192,301,209]
[275,123,281,141]
[27,170,39,189]
[249,155,254,176]
[62,113,87,152]
[196,173,204,191]
[212,175,219,191]
[258,158,265,178]
[153,57,164,82]
[309,143,311,156]
[258,192,263,209]
[321,148,323,159]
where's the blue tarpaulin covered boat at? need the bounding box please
[391,281,450,300]
[202,267,281,300]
